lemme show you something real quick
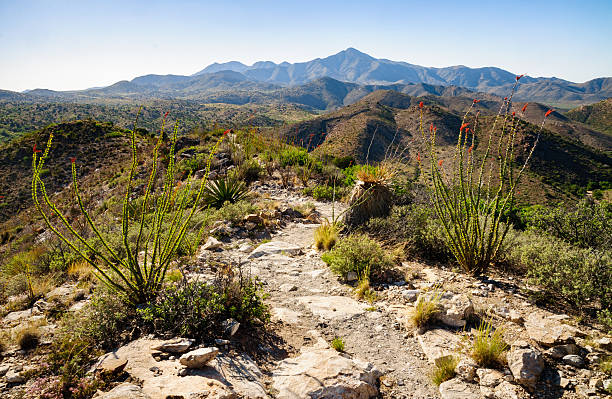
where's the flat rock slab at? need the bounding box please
[150,338,194,353]
[271,307,303,325]
[272,347,381,399]
[296,296,368,321]
[524,313,578,346]
[417,328,463,365]
[248,241,302,259]
[102,338,267,399]
[439,378,480,399]
[93,383,151,399]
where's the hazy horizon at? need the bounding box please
[1,0,611,92]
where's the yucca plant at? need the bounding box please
[32,111,225,305]
[419,77,554,275]
[202,173,250,209]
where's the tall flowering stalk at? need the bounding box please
[32,111,225,304]
[419,77,552,275]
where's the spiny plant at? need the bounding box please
[418,77,554,275]
[202,173,250,209]
[32,111,225,305]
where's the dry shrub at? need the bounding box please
[343,180,393,228]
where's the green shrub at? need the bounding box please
[366,205,451,261]
[342,164,378,187]
[321,234,393,280]
[237,159,262,183]
[510,232,612,311]
[214,200,258,225]
[331,337,345,352]
[279,147,309,167]
[303,185,335,201]
[523,199,611,250]
[139,274,269,341]
[203,174,250,209]
[431,356,458,386]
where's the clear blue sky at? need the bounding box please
[1,0,611,91]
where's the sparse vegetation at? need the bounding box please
[431,356,458,386]
[314,221,339,251]
[409,291,441,330]
[16,325,40,350]
[471,320,508,368]
[331,337,345,352]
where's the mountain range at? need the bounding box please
[3,48,611,108]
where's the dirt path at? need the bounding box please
[203,189,440,398]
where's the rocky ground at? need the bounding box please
[1,182,611,398]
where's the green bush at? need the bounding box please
[366,205,452,262]
[214,200,258,225]
[321,234,393,280]
[342,164,378,187]
[522,199,611,250]
[303,185,335,201]
[279,147,309,167]
[510,231,612,311]
[139,275,269,340]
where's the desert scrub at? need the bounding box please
[214,200,258,225]
[279,146,309,167]
[314,221,339,251]
[32,113,226,305]
[321,234,393,280]
[471,320,508,368]
[331,337,345,352]
[510,231,612,312]
[303,184,336,201]
[431,356,458,386]
[418,82,553,275]
[409,290,441,329]
[366,204,452,261]
[16,324,40,350]
[139,270,269,341]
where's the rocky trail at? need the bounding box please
[2,185,611,398]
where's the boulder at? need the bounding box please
[150,338,194,353]
[562,354,584,368]
[202,236,223,251]
[438,378,480,399]
[5,369,24,384]
[93,383,151,399]
[272,347,381,399]
[179,347,219,368]
[524,313,578,346]
[248,241,302,259]
[507,341,544,390]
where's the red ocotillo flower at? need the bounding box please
[465,127,470,133]
[473,99,480,103]
[0,196,4,199]
[33,143,41,153]
[433,127,437,132]
[516,74,524,81]
[163,111,169,119]
[545,109,554,117]
[429,123,434,132]
[504,97,508,101]
[521,103,528,112]
[460,123,469,132]
[438,159,443,166]
[468,145,473,153]
[223,129,230,135]
[417,153,421,162]
[70,157,76,164]
[512,112,516,117]
[419,101,424,109]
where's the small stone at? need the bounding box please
[589,378,603,390]
[150,338,195,353]
[508,310,523,324]
[559,377,571,389]
[401,289,421,302]
[279,283,298,292]
[507,340,544,389]
[0,365,9,377]
[562,354,585,368]
[5,370,24,384]
[179,347,219,369]
[221,318,240,336]
[202,236,223,251]
[597,337,612,350]
[346,271,358,282]
[477,368,504,388]
[214,339,230,345]
[455,358,478,382]
[602,379,612,392]
[178,368,188,377]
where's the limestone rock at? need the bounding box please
[5,369,24,384]
[562,354,585,368]
[93,383,151,399]
[94,353,128,374]
[346,271,358,282]
[297,295,367,321]
[202,236,223,251]
[477,368,504,388]
[248,241,302,259]
[507,340,544,390]
[455,358,478,382]
[179,347,219,368]
[524,313,577,346]
[438,378,480,399]
[150,338,194,353]
[279,283,298,292]
[221,318,240,336]
[272,347,381,399]
[493,381,530,399]
[417,329,463,365]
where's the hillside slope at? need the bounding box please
[566,98,612,135]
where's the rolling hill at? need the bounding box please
[566,98,612,136]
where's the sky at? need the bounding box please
[0,0,611,92]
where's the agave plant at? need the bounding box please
[202,173,249,208]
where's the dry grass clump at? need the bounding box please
[331,337,345,352]
[600,356,612,376]
[343,167,394,228]
[471,320,508,367]
[409,290,441,329]
[314,221,339,251]
[16,326,40,350]
[68,260,95,282]
[431,356,458,386]
[354,277,377,303]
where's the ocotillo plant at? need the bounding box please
[32,111,225,305]
[418,77,553,275]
